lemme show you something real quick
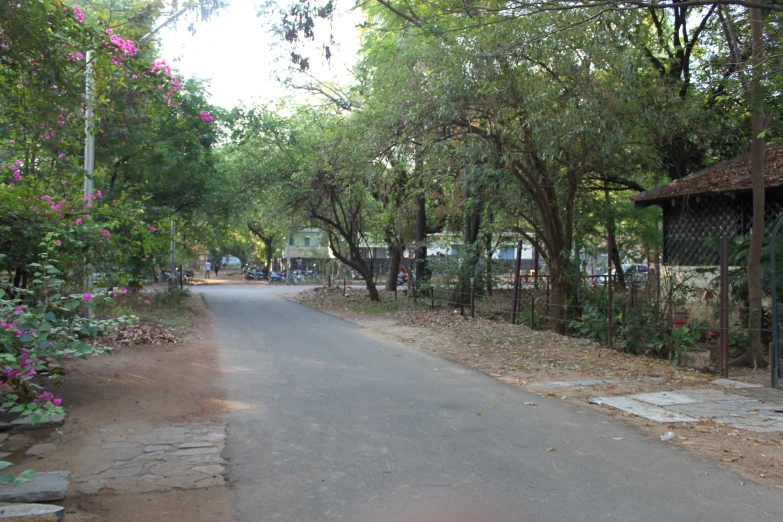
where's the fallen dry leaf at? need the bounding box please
[476,412,483,416]
[546,448,554,452]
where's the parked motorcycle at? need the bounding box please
[269,271,284,282]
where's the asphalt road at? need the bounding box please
[200,285,780,522]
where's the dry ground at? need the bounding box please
[5,293,232,521]
[291,285,783,490]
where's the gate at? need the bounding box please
[771,216,783,388]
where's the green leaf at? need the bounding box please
[15,469,35,486]
[0,474,14,485]
[0,461,12,471]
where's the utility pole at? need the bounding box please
[83,50,95,319]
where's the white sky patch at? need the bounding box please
[158,0,363,109]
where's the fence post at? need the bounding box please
[720,237,730,379]
[607,233,614,350]
[343,278,346,297]
[328,274,331,288]
[530,296,536,329]
[470,281,475,318]
[534,246,540,290]
[431,286,435,310]
[512,240,522,324]
[546,277,550,326]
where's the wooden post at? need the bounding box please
[179,264,183,289]
[511,240,522,324]
[720,237,730,378]
[343,277,346,297]
[328,274,331,288]
[431,286,435,310]
[607,233,614,350]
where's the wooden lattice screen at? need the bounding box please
[663,189,783,266]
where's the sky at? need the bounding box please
[158,0,363,109]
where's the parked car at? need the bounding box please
[622,264,649,286]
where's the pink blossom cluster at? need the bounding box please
[1,322,16,330]
[33,391,62,408]
[67,51,84,62]
[100,229,111,241]
[83,190,102,202]
[72,6,85,23]
[150,60,181,99]
[200,110,214,123]
[109,33,137,56]
[2,159,23,183]
[2,348,39,382]
[110,286,128,297]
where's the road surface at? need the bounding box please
[200,285,780,522]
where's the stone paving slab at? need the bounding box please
[673,389,753,402]
[712,379,763,389]
[530,379,617,389]
[77,423,227,494]
[9,416,65,433]
[631,391,701,406]
[0,472,70,503]
[589,396,698,422]
[593,386,783,432]
[737,386,783,402]
[0,503,64,521]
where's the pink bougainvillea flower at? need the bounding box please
[106,28,113,34]
[120,286,128,294]
[14,306,23,313]
[73,6,85,23]
[82,292,92,301]
[55,239,61,245]
[12,170,21,181]
[200,110,214,123]
[75,218,83,225]
[58,153,65,158]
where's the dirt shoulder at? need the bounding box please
[6,293,232,521]
[290,286,783,489]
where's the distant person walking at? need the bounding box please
[214,261,220,277]
[204,260,212,279]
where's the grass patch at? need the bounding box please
[98,287,195,327]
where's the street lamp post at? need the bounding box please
[83,50,95,318]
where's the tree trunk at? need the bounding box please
[264,239,273,270]
[548,258,569,335]
[485,231,493,297]
[605,185,626,289]
[386,241,402,290]
[485,209,493,297]
[356,261,380,301]
[456,204,481,306]
[736,1,767,368]
[414,195,427,285]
